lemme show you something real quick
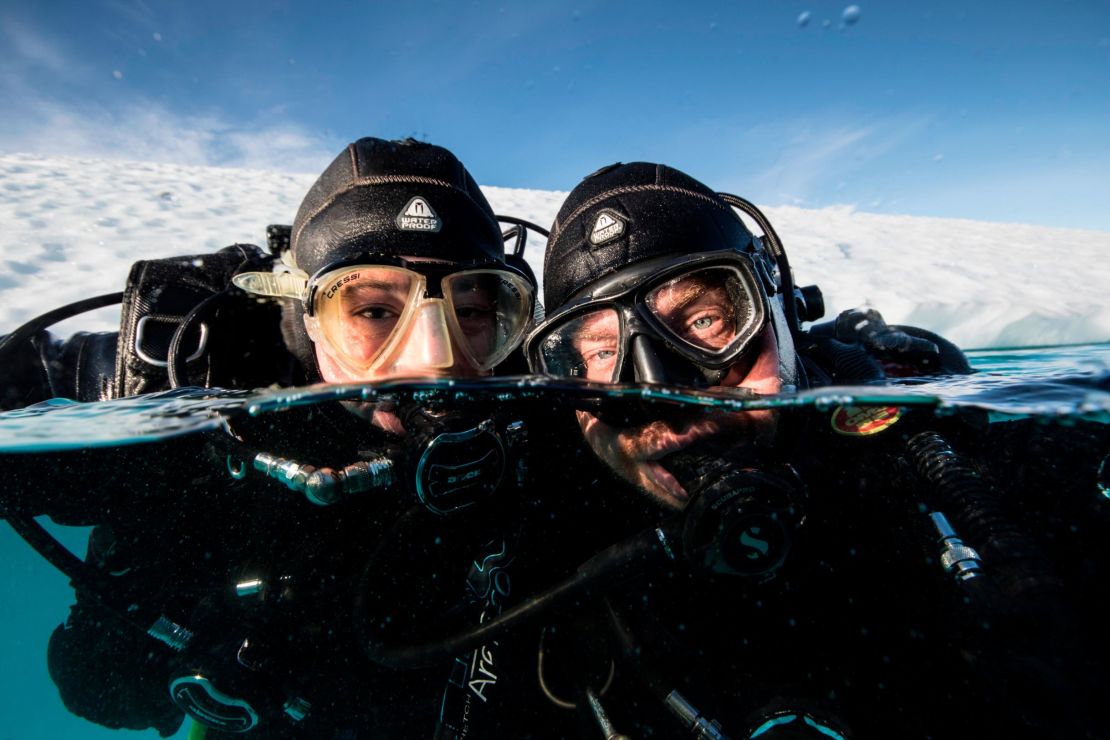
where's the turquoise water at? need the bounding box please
[0,343,1107,738]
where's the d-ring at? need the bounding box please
[536,626,616,710]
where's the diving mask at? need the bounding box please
[235,257,535,378]
[525,251,769,383]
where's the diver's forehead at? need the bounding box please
[650,273,730,310]
[574,309,619,336]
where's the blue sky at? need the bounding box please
[1,0,1108,230]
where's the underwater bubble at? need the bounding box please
[797,11,812,27]
[112,69,123,80]
[822,18,832,29]
[153,32,162,42]
[842,5,861,25]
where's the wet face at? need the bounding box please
[576,326,782,509]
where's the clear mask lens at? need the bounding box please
[539,308,622,382]
[313,266,422,373]
[644,266,761,355]
[444,270,533,372]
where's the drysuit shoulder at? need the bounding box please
[1,330,117,410]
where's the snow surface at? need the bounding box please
[1,152,1107,349]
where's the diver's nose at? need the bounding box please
[389,299,455,373]
[627,335,708,388]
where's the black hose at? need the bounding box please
[356,520,680,669]
[496,215,550,256]
[906,431,1061,603]
[4,516,165,640]
[6,516,99,585]
[0,292,123,360]
[605,601,673,703]
[718,194,799,334]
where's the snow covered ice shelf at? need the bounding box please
[1,152,1107,349]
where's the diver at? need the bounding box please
[516,161,1110,739]
[524,160,968,509]
[0,136,544,737]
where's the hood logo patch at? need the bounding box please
[588,209,626,246]
[397,196,442,232]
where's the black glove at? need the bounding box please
[834,308,940,365]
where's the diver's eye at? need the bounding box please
[356,306,401,321]
[692,316,715,330]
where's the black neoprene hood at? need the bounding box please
[542,162,757,311]
[291,137,503,276]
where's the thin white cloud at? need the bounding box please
[1,16,70,73]
[750,114,933,205]
[0,94,335,172]
[0,16,336,173]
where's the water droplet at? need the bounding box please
[797,10,811,27]
[111,69,123,80]
[842,5,861,25]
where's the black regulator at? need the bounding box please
[229,401,529,516]
[666,450,806,581]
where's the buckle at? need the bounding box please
[134,315,209,367]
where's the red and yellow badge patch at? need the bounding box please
[830,405,902,436]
